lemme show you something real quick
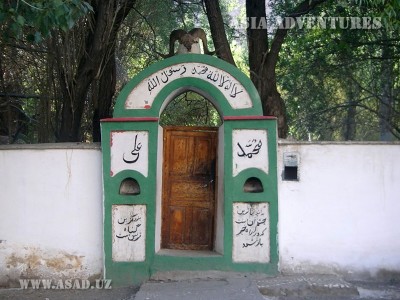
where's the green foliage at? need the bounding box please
[276,1,400,140]
[160,92,222,127]
[2,0,398,143]
[356,0,400,29]
[0,0,92,42]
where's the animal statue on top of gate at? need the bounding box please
[159,28,215,58]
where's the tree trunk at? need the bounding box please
[57,0,136,142]
[343,89,357,140]
[92,49,116,142]
[379,40,393,141]
[246,0,288,138]
[203,0,236,66]
[247,0,328,138]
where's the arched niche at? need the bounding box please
[243,177,264,193]
[119,178,141,195]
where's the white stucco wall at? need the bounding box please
[0,144,103,287]
[278,142,400,279]
[1,142,399,287]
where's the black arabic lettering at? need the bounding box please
[160,71,169,83]
[224,81,233,91]
[257,218,267,226]
[199,66,208,74]
[256,227,267,237]
[127,223,141,234]
[237,142,247,157]
[237,209,249,215]
[179,65,186,75]
[147,77,158,93]
[219,75,230,88]
[115,214,143,242]
[242,239,258,248]
[236,226,247,236]
[116,233,129,239]
[235,219,246,224]
[230,84,244,98]
[123,134,142,164]
[250,207,256,216]
[212,71,219,82]
[128,232,142,241]
[235,204,269,248]
[237,139,262,159]
[125,213,139,225]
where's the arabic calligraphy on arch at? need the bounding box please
[125,62,253,110]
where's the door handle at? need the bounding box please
[202,179,214,188]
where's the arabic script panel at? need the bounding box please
[110,131,149,177]
[232,129,268,176]
[232,202,270,263]
[125,63,252,110]
[112,205,146,262]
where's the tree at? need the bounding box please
[172,0,400,140]
[2,0,398,143]
[204,0,328,138]
[0,0,92,143]
[276,1,399,140]
[0,0,92,42]
[55,0,137,142]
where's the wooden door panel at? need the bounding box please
[170,180,213,204]
[193,138,213,175]
[168,207,185,244]
[162,127,217,250]
[191,208,212,245]
[170,136,191,174]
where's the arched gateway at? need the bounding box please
[101,54,278,285]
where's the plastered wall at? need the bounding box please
[0,144,103,287]
[278,142,400,279]
[1,142,399,286]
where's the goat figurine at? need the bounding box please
[160,28,215,58]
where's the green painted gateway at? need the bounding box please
[101,54,278,286]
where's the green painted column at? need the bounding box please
[223,117,278,274]
[101,118,159,286]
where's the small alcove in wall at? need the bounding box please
[119,178,141,195]
[243,177,264,193]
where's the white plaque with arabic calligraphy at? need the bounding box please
[110,131,148,177]
[124,63,252,110]
[232,129,268,176]
[232,202,270,263]
[112,205,146,262]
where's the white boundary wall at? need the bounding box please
[278,142,400,279]
[0,142,399,286]
[0,144,103,287]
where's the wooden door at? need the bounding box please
[162,126,217,250]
